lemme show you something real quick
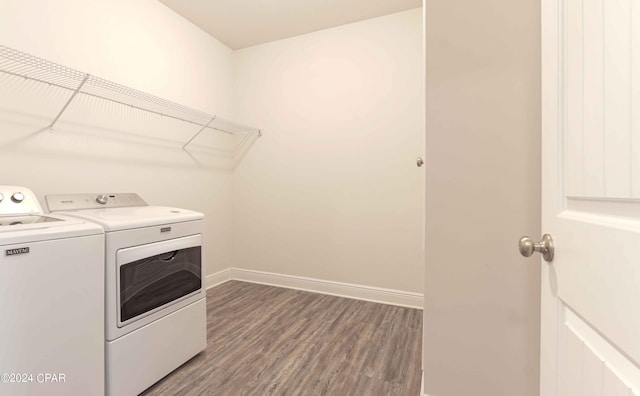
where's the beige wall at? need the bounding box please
[423,0,541,395]
[0,0,236,276]
[0,1,424,294]
[232,9,425,293]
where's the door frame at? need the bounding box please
[540,0,560,394]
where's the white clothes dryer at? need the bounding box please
[0,186,104,396]
[46,193,206,396]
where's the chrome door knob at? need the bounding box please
[417,157,424,167]
[519,234,554,262]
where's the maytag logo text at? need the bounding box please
[6,247,29,256]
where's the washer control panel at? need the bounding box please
[0,186,43,215]
[46,193,148,212]
[11,192,25,203]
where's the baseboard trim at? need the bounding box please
[206,267,423,309]
[205,267,233,289]
[422,373,434,396]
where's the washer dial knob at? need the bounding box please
[96,194,108,205]
[11,192,25,203]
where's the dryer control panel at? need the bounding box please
[46,193,147,212]
[0,186,43,215]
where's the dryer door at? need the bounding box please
[116,234,202,326]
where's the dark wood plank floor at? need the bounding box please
[142,281,422,396]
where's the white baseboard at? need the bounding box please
[421,374,434,396]
[205,267,233,289]
[205,267,423,309]
[422,373,433,396]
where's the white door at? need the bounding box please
[541,0,640,394]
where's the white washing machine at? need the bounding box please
[0,186,104,396]
[46,193,206,396]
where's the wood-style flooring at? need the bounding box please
[142,280,422,395]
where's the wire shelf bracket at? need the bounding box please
[182,116,217,150]
[46,73,89,131]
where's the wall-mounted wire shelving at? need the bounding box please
[0,44,261,150]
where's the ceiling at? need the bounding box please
[158,0,422,50]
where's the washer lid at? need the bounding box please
[0,213,103,245]
[0,215,61,227]
[57,206,204,231]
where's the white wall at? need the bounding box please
[423,0,541,395]
[232,9,424,293]
[0,0,236,275]
[0,1,424,295]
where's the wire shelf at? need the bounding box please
[0,44,261,148]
